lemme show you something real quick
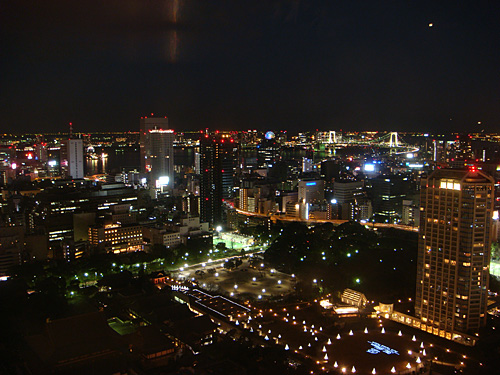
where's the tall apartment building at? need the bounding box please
[415,169,494,341]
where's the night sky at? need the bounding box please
[2,1,500,134]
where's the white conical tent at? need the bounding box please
[324,353,328,360]
[364,327,368,333]
[372,369,376,374]
[391,367,396,373]
[349,330,353,335]
[327,338,332,345]
[334,361,338,368]
[337,334,341,339]
[322,346,327,352]
[351,366,356,373]
[398,330,402,336]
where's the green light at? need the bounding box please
[355,278,360,284]
[347,253,351,258]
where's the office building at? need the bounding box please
[415,169,494,341]
[148,129,175,188]
[68,139,84,179]
[370,174,409,221]
[298,180,325,204]
[88,222,143,254]
[333,180,364,204]
[140,116,174,187]
[199,134,237,225]
[0,226,23,278]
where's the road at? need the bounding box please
[235,209,419,232]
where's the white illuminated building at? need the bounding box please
[68,139,84,179]
[140,116,174,190]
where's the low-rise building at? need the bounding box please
[88,222,143,254]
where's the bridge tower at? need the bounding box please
[389,132,399,148]
[328,131,337,144]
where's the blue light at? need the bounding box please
[306,182,316,186]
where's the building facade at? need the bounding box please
[68,139,84,179]
[415,169,494,341]
[199,135,237,226]
[140,116,173,187]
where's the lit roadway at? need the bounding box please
[235,209,419,232]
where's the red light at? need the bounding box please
[151,113,154,116]
[221,170,224,173]
[205,198,209,201]
[230,139,234,143]
[221,139,224,143]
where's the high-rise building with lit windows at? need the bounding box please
[199,134,238,226]
[139,116,174,188]
[415,169,494,341]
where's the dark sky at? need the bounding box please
[2,1,500,134]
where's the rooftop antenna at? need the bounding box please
[69,122,73,139]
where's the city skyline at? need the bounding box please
[2,1,500,134]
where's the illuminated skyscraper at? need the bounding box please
[199,134,237,225]
[416,169,494,341]
[140,116,174,188]
[68,139,84,179]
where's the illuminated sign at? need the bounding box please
[364,164,375,172]
[306,182,317,186]
[366,341,399,355]
[156,176,170,188]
